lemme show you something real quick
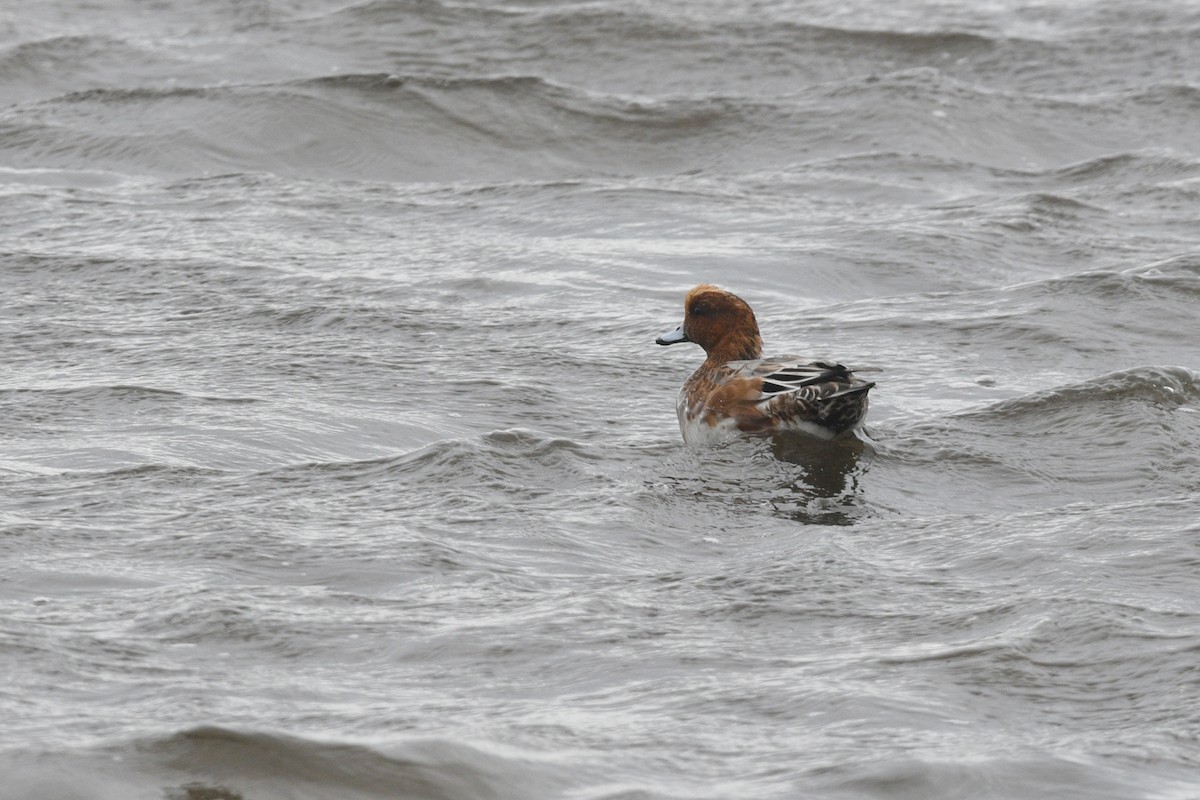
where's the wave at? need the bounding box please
[6,56,1200,182]
[1031,257,1200,300]
[0,726,580,800]
[807,752,1190,800]
[271,427,609,490]
[314,0,1008,47]
[0,35,168,105]
[0,384,259,403]
[841,257,1200,368]
[965,365,1199,420]
[0,72,750,181]
[879,365,1200,507]
[1048,151,1200,184]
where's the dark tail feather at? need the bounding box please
[821,381,875,402]
[795,366,854,387]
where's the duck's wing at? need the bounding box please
[699,357,875,438]
[729,357,874,401]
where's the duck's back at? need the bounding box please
[679,356,873,442]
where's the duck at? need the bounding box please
[656,284,874,443]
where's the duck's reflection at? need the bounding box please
[768,433,869,525]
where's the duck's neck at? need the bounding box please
[705,330,763,364]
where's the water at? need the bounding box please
[3,1,1200,798]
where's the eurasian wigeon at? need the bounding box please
[656,284,875,443]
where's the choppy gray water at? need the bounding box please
[3,1,1200,798]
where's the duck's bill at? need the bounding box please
[656,325,688,345]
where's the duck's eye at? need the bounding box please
[690,302,709,316]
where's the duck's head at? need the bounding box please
[656,284,763,362]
